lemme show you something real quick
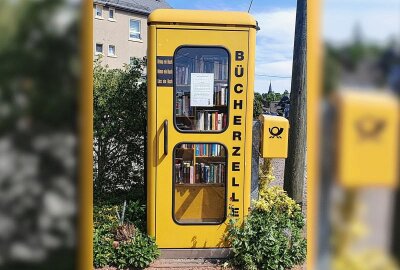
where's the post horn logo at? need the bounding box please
[355,116,386,140]
[269,126,284,138]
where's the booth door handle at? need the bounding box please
[163,120,168,155]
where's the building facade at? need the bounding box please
[93,0,171,69]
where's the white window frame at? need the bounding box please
[108,45,116,57]
[129,19,142,41]
[95,43,103,55]
[108,7,115,21]
[95,5,103,19]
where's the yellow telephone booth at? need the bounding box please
[147,9,257,252]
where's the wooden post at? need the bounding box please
[283,0,307,205]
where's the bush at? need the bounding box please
[94,225,159,269]
[93,58,147,194]
[93,194,159,269]
[113,232,159,269]
[226,160,306,270]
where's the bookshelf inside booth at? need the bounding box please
[173,143,227,224]
[174,47,229,132]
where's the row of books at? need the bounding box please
[196,111,227,131]
[195,143,225,157]
[175,161,226,184]
[214,83,228,106]
[175,56,229,84]
[176,94,192,116]
[196,163,226,184]
[179,143,195,149]
[175,162,194,184]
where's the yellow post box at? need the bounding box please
[259,115,290,158]
[146,9,257,252]
[335,90,399,188]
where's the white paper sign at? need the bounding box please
[190,73,214,107]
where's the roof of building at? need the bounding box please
[148,9,257,28]
[94,0,171,15]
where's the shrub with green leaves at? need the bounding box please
[226,160,306,270]
[94,224,159,269]
[93,194,159,269]
[113,232,160,269]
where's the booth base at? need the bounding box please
[160,248,232,259]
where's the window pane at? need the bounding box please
[129,32,141,40]
[109,9,114,19]
[95,44,102,53]
[129,20,140,32]
[108,45,115,55]
[173,143,227,224]
[174,47,229,132]
[96,6,102,17]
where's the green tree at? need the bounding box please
[253,92,263,118]
[262,92,276,107]
[93,58,147,193]
[274,92,282,101]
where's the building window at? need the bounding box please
[129,19,141,40]
[108,45,116,57]
[95,5,103,18]
[95,43,103,55]
[109,8,115,20]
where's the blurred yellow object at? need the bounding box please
[259,115,290,158]
[335,90,399,188]
[333,249,399,270]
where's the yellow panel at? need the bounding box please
[259,115,290,158]
[174,186,225,222]
[148,9,257,28]
[336,90,399,188]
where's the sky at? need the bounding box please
[167,0,297,94]
[323,0,400,45]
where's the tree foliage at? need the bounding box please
[93,58,147,193]
[254,90,287,118]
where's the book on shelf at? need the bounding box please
[189,166,194,184]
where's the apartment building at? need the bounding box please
[93,0,171,69]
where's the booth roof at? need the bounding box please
[148,9,257,28]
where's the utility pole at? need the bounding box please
[283,0,307,206]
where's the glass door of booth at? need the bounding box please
[155,28,248,248]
